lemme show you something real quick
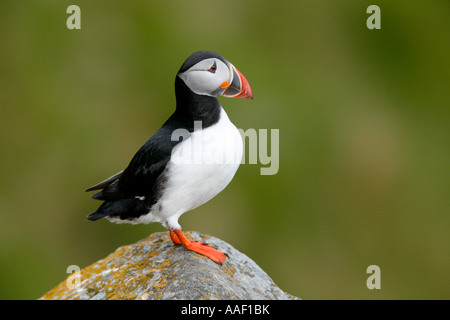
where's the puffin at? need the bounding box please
[86,51,253,265]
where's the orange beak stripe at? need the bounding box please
[234,67,253,99]
[220,81,230,89]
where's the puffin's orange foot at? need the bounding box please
[183,240,228,265]
[170,229,227,265]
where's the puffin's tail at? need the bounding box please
[86,200,111,221]
[86,197,150,222]
[87,211,107,221]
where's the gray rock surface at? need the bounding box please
[40,231,299,300]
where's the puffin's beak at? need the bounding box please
[221,64,253,99]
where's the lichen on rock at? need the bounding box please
[40,231,299,300]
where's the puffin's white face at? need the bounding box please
[178,58,231,97]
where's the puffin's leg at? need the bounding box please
[170,228,227,265]
[169,228,181,245]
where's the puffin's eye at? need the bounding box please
[208,62,217,73]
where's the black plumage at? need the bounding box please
[86,51,223,222]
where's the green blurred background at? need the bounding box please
[0,0,448,299]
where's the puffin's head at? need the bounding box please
[177,51,253,100]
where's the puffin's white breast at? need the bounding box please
[137,107,243,227]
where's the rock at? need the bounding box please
[40,231,299,300]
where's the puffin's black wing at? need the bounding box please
[86,118,188,221]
